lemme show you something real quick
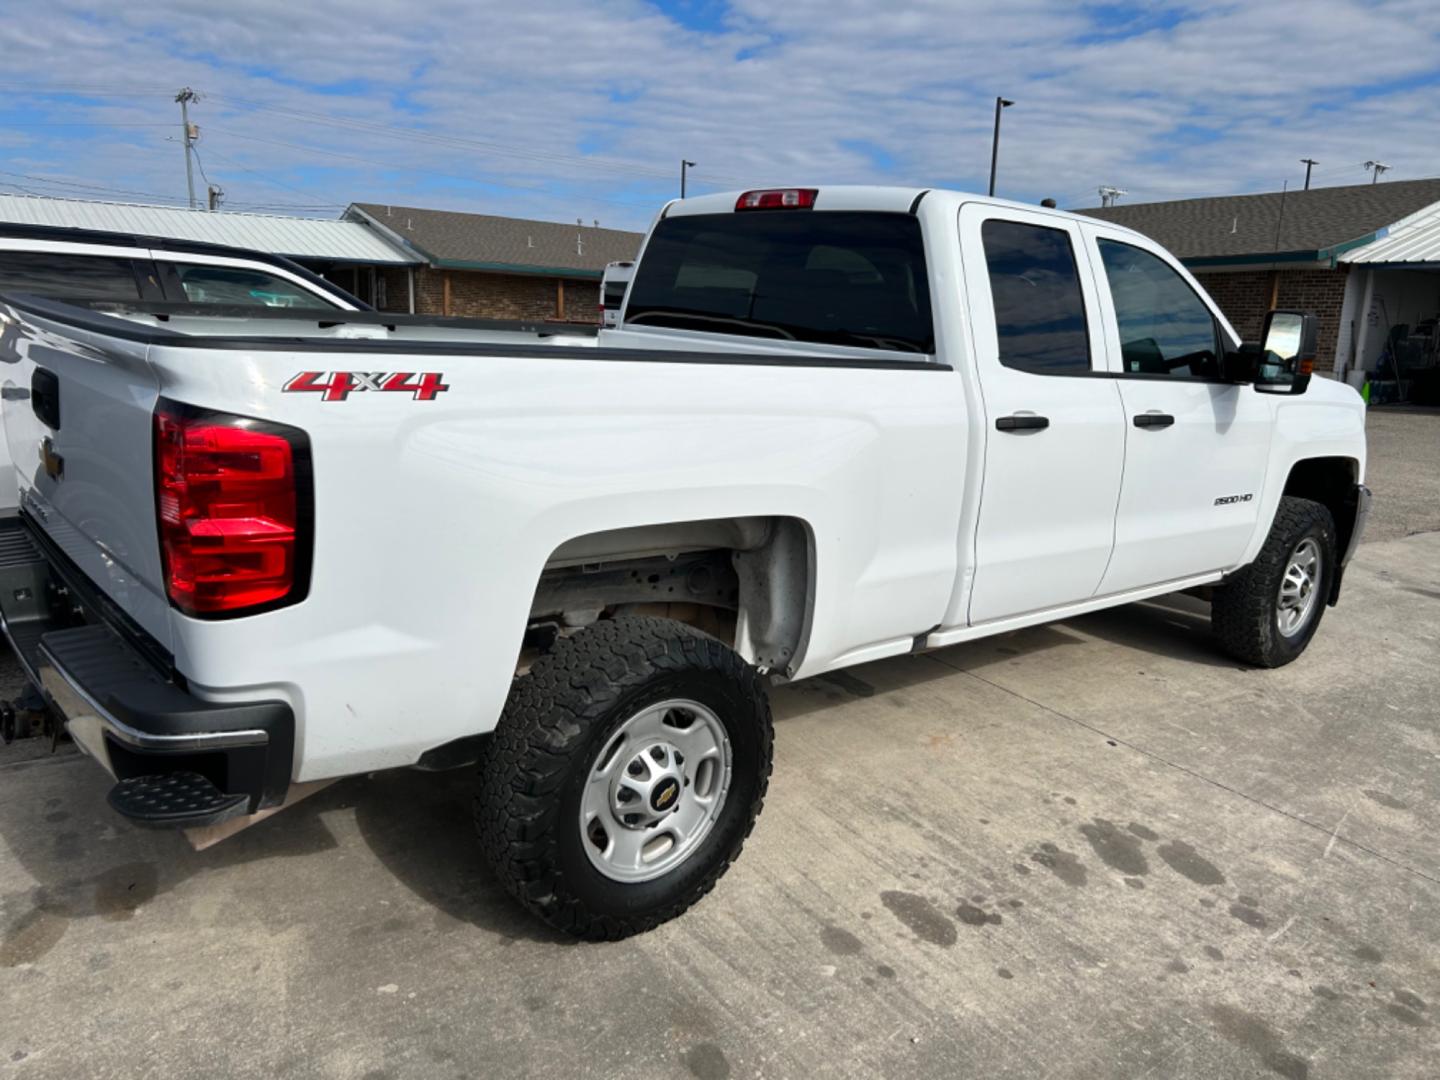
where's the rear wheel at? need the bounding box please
[1211,496,1336,667]
[476,616,772,940]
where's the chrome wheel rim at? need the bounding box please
[1276,537,1321,638]
[580,698,733,884]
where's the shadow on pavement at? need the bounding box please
[0,756,566,958]
[350,768,571,946]
[1,589,1235,960]
[774,591,1237,723]
[1064,593,1243,671]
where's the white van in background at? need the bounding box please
[600,260,634,327]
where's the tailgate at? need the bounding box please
[0,301,173,652]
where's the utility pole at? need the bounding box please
[988,97,1013,197]
[176,87,199,209]
[1097,185,1127,208]
[1300,158,1317,190]
[1364,160,1389,184]
[680,159,696,198]
[207,184,224,211]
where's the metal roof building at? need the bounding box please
[0,193,415,265]
[1338,201,1440,267]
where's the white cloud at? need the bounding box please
[0,0,1434,229]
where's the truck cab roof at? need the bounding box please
[660,185,1151,243]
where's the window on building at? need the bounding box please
[980,219,1092,374]
[1097,239,1222,379]
[165,263,339,308]
[625,211,934,353]
[0,251,143,300]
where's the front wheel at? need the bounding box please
[1211,496,1337,668]
[476,616,772,940]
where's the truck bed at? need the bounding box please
[0,292,971,782]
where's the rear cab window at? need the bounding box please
[625,211,934,354]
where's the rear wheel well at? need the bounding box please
[1281,457,1358,554]
[525,516,814,676]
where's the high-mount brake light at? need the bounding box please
[154,400,311,617]
[734,188,818,211]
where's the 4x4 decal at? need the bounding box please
[283,371,450,401]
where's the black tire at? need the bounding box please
[1211,496,1336,668]
[476,616,773,940]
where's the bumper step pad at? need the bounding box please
[107,772,249,829]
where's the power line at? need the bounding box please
[202,127,684,212]
[190,144,213,188]
[0,169,188,204]
[7,83,757,198]
[0,121,173,128]
[0,181,50,198]
[193,144,343,206]
[0,83,177,96]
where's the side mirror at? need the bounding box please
[1254,309,1318,394]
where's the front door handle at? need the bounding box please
[1133,413,1175,429]
[995,414,1049,432]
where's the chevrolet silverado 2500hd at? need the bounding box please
[0,187,1370,939]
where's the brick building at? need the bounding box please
[1080,179,1440,388]
[343,203,643,323]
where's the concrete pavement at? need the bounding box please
[2,525,1436,1079]
[1361,406,1440,542]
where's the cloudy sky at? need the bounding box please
[0,0,1437,231]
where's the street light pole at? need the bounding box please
[988,97,1013,198]
[680,159,696,198]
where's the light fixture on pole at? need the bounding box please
[988,97,1013,197]
[681,160,697,198]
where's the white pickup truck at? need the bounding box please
[0,186,1370,939]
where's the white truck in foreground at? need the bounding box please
[0,186,1370,939]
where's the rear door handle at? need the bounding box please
[995,414,1049,432]
[1133,413,1175,429]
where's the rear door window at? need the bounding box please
[0,250,143,300]
[981,220,1092,375]
[163,262,339,309]
[625,211,934,354]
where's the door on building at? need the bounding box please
[959,204,1128,625]
[1081,226,1275,595]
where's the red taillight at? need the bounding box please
[154,401,309,617]
[735,188,818,211]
